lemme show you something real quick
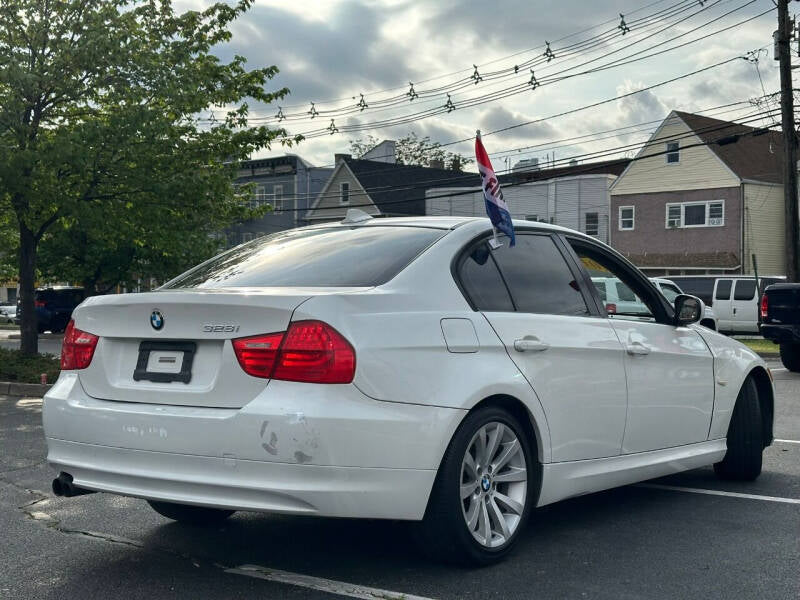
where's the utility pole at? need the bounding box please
[777,0,799,281]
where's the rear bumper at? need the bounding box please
[760,324,800,344]
[47,439,436,519]
[43,374,465,520]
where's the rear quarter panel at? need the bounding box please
[291,225,553,463]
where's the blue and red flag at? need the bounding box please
[475,132,515,247]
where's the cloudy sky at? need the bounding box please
[178,0,782,171]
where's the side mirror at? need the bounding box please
[674,294,702,327]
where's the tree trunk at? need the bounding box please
[18,224,38,355]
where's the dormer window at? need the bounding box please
[666,141,679,164]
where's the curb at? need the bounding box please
[0,381,52,397]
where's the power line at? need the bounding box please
[265,0,697,113]
[284,4,771,140]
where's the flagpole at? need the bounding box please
[477,129,502,249]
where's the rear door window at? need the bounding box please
[733,279,757,300]
[715,280,732,300]
[458,242,515,311]
[490,234,589,316]
[162,226,446,288]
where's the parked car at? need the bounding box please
[669,275,783,334]
[759,283,800,371]
[591,277,717,331]
[0,303,16,323]
[43,215,774,565]
[15,286,85,333]
[650,278,717,331]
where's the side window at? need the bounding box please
[733,279,757,301]
[458,243,514,312]
[491,235,589,316]
[715,280,732,300]
[570,242,657,320]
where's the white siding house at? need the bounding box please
[426,172,620,244]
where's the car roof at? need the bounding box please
[302,215,593,238]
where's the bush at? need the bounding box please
[0,348,60,384]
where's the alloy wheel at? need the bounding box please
[460,421,528,548]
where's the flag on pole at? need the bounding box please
[475,131,515,247]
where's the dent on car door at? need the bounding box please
[567,240,715,454]
[458,233,628,462]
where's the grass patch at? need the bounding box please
[736,338,780,355]
[0,348,60,383]
[0,323,19,330]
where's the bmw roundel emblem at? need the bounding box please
[150,310,164,331]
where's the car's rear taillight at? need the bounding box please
[231,332,284,378]
[605,303,617,314]
[232,320,356,384]
[760,293,768,320]
[61,320,99,370]
[34,300,46,308]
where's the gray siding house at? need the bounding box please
[228,155,332,245]
[426,159,629,244]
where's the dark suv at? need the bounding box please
[15,287,85,333]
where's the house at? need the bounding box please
[610,110,786,276]
[426,158,630,244]
[305,148,473,223]
[229,154,333,244]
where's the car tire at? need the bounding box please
[713,377,763,481]
[416,405,536,566]
[147,500,235,525]
[779,343,800,372]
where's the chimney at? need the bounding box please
[334,153,351,164]
[429,159,445,169]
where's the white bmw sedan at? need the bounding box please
[43,214,774,565]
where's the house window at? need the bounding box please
[666,142,679,164]
[252,185,267,209]
[665,200,725,228]
[666,205,681,228]
[585,212,599,236]
[619,206,634,230]
[272,185,284,213]
[339,182,350,205]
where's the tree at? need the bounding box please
[350,132,472,171]
[0,0,296,354]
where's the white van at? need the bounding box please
[712,278,760,333]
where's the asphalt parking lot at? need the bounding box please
[1,360,798,600]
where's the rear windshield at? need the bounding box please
[162,226,446,289]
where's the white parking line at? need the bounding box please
[226,564,436,600]
[637,483,800,505]
[775,439,800,444]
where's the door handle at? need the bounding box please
[626,342,650,356]
[514,336,550,352]
[733,307,737,315]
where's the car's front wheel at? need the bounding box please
[147,500,235,525]
[714,377,763,481]
[418,405,536,565]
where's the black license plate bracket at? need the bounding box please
[133,341,196,384]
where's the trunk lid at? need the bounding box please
[72,288,359,408]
